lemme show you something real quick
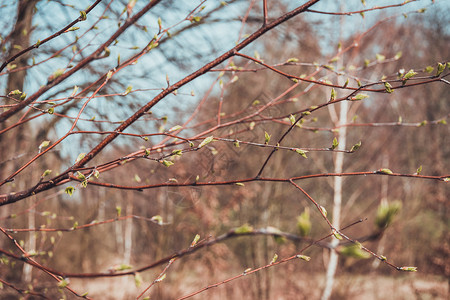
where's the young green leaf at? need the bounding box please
[39,140,50,151]
[234,224,253,234]
[134,273,143,288]
[114,264,132,271]
[416,165,422,175]
[294,148,308,158]
[297,208,311,237]
[399,266,417,272]
[148,40,158,50]
[351,93,369,101]
[58,279,69,288]
[235,182,245,186]
[332,229,343,240]
[41,169,52,177]
[342,78,349,88]
[384,82,393,93]
[76,171,86,181]
[273,235,286,244]
[134,174,141,183]
[7,63,17,71]
[156,273,166,282]
[330,88,336,101]
[375,201,401,229]
[339,244,371,259]
[50,69,64,82]
[172,149,182,156]
[8,89,22,96]
[75,153,86,163]
[157,17,162,30]
[151,215,163,225]
[378,168,393,175]
[198,136,214,148]
[296,254,311,261]
[116,206,122,217]
[331,137,339,150]
[79,10,87,21]
[376,53,385,62]
[289,114,296,125]
[169,125,183,132]
[350,141,361,152]
[436,62,445,76]
[418,120,427,127]
[191,234,200,247]
[319,205,327,217]
[402,69,418,83]
[65,186,75,196]
[264,131,271,144]
[424,66,434,73]
[124,85,132,95]
[271,253,278,264]
[162,160,174,167]
[66,27,80,32]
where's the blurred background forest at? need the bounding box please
[0,0,448,299]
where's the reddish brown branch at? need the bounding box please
[0,278,52,300]
[0,0,321,206]
[0,0,103,73]
[0,0,163,123]
[0,226,93,299]
[176,219,364,300]
[306,1,418,16]
[64,171,446,192]
[0,226,325,279]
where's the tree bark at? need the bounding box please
[2,0,39,283]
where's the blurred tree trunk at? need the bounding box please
[6,1,37,92]
[322,4,346,299]
[2,0,38,162]
[0,0,38,183]
[322,98,348,300]
[2,0,40,283]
